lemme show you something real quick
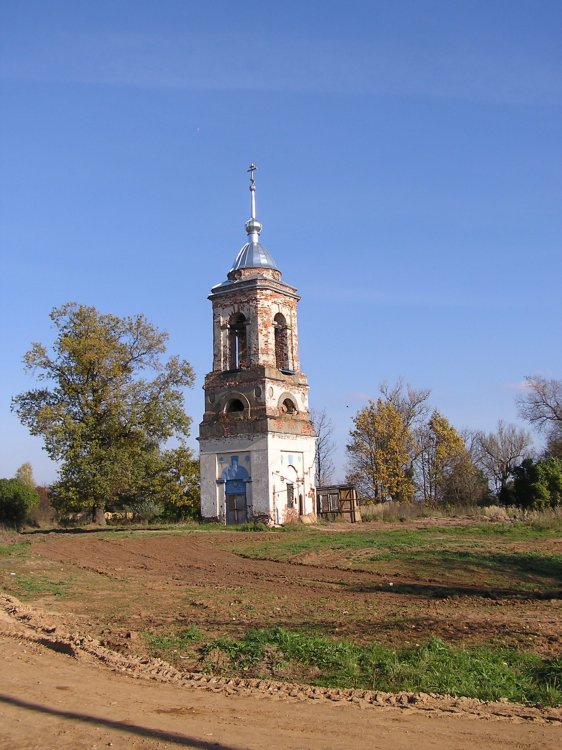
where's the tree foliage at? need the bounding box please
[379,379,431,430]
[15,462,36,489]
[512,457,562,510]
[12,303,195,523]
[346,399,414,502]
[347,383,486,506]
[0,478,39,528]
[142,446,201,521]
[417,411,481,505]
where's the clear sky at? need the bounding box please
[1,1,561,485]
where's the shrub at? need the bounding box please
[0,478,39,529]
[133,499,164,523]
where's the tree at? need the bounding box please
[15,462,36,489]
[311,408,336,487]
[475,421,533,500]
[143,446,200,521]
[512,457,562,510]
[379,379,431,430]
[379,379,431,494]
[346,399,414,502]
[12,303,195,524]
[418,411,480,505]
[517,375,562,453]
[545,431,562,459]
[0,478,39,529]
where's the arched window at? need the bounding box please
[274,313,289,370]
[226,398,245,413]
[228,313,247,370]
[281,398,297,414]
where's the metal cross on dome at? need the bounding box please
[247,162,257,187]
[247,163,257,218]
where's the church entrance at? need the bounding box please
[225,479,248,524]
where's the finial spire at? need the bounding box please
[227,163,279,276]
[245,163,262,239]
[247,162,257,219]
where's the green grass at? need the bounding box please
[7,574,70,599]
[0,541,30,558]
[143,624,204,655]
[198,627,562,706]
[362,548,562,587]
[432,521,562,539]
[231,523,559,562]
[224,524,562,596]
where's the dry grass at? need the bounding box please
[360,502,562,529]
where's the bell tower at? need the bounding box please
[199,165,316,524]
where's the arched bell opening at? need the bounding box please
[279,396,298,415]
[274,312,289,370]
[226,398,245,413]
[228,313,248,370]
[223,393,251,419]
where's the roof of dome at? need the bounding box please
[229,240,279,273]
[224,164,280,276]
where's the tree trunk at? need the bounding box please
[93,504,107,526]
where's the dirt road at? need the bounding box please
[1,596,560,750]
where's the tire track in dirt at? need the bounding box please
[1,592,561,727]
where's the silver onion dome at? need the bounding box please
[228,164,278,273]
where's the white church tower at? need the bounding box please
[199,165,317,524]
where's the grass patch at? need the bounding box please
[227,524,562,595]
[232,522,274,532]
[232,523,561,562]
[435,522,562,539]
[143,624,204,656]
[199,627,562,706]
[0,541,30,558]
[7,574,70,599]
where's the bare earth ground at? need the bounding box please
[1,597,561,750]
[0,523,561,748]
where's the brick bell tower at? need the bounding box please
[199,165,316,525]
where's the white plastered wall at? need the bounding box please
[199,431,316,523]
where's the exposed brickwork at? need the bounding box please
[210,276,300,373]
[199,251,316,524]
[201,266,313,442]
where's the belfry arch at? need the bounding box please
[228,313,247,370]
[274,312,289,370]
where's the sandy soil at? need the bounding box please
[1,594,561,750]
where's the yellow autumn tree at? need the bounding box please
[346,399,414,502]
[418,410,482,505]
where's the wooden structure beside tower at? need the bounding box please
[199,165,316,524]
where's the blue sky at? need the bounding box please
[1,1,561,484]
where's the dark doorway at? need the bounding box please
[225,479,248,524]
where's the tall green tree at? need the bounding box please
[12,303,195,524]
[0,478,39,529]
[158,446,201,520]
[512,457,562,510]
